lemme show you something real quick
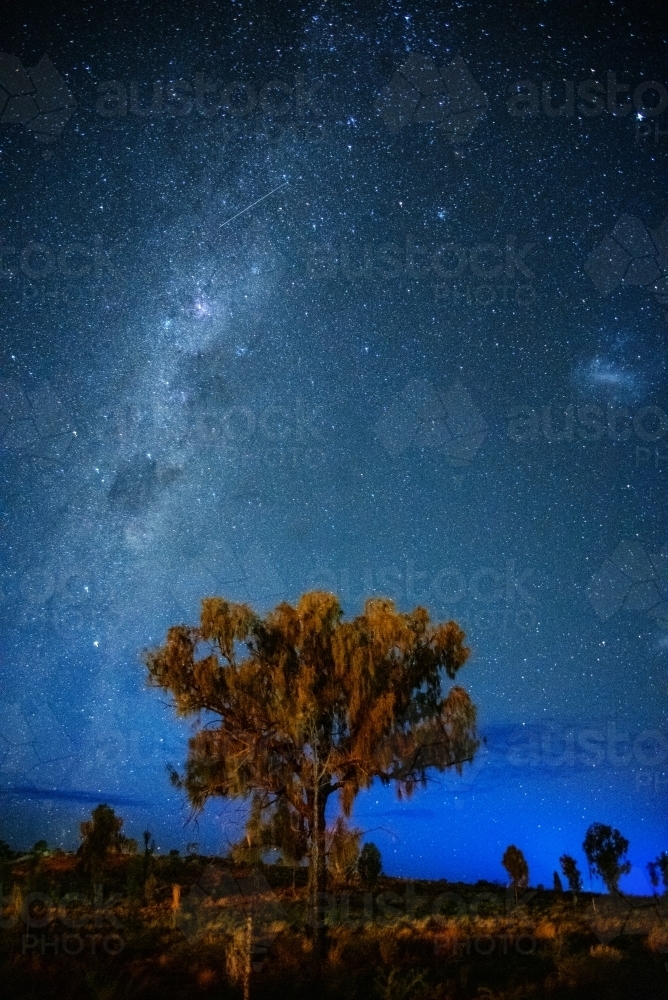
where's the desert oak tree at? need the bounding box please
[144,592,478,915]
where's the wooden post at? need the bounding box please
[171,884,181,928]
[243,913,252,1000]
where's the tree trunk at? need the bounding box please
[308,789,329,959]
[243,913,252,1000]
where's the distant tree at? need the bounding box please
[560,854,583,903]
[647,852,668,896]
[553,871,563,894]
[647,860,660,894]
[142,829,156,880]
[502,845,529,899]
[144,592,478,949]
[77,804,137,873]
[583,823,631,893]
[357,842,382,888]
[0,840,15,886]
[32,840,49,856]
[328,818,361,886]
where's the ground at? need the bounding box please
[1,851,667,999]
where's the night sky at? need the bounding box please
[0,0,666,894]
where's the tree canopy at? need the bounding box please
[502,844,529,897]
[559,853,583,897]
[78,803,137,873]
[583,822,631,893]
[647,852,668,895]
[357,842,383,888]
[144,591,479,920]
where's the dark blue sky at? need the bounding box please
[0,0,666,894]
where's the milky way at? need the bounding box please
[0,1,666,890]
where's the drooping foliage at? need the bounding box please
[502,844,529,896]
[144,591,478,910]
[583,823,631,893]
[560,853,583,897]
[328,817,362,885]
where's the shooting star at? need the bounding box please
[218,180,289,229]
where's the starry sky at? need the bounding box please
[0,0,666,893]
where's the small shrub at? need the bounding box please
[590,943,623,961]
[358,843,382,888]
